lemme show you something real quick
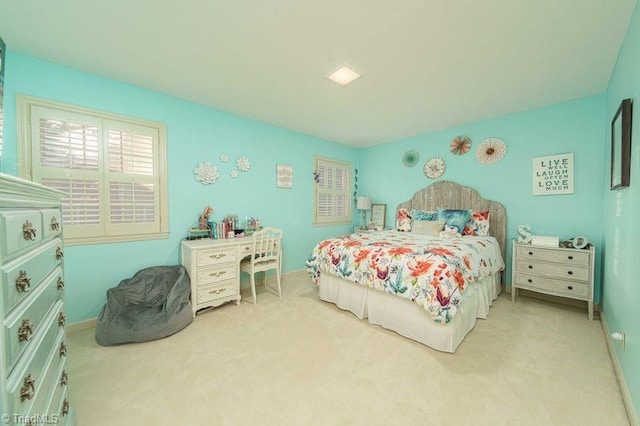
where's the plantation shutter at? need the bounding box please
[31,106,103,239]
[314,157,351,224]
[105,121,160,235]
[27,101,167,244]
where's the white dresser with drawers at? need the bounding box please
[181,237,253,316]
[1,174,75,425]
[511,240,595,320]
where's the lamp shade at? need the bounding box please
[356,196,371,210]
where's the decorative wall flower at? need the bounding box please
[230,170,239,178]
[424,157,446,179]
[450,136,472,155]
[219,154,229,163]
[402,150,420,167]
[236,156,251,172]
[476,138,507,165]
[194,162,220,184]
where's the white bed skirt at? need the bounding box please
[318,274,501,353]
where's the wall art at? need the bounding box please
[476,138,506,164]
[402,150,419,167]
[532,153,573,195]
[450,136,471,155]
[236,156,251,172]
[611,98,632,190]
[276,164,293,188]
[424,157,445,179]
[194,162,220,185]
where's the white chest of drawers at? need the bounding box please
[511,240,595,320]
[1,174,75,425]
[181,238,253,316]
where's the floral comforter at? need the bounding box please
[306,230,504,324]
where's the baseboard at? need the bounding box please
[68,317,97,334]
[71,270,309,332]
[601,312,639,426]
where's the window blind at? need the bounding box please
[314,157,351,224]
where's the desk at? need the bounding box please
[181,237,253,317]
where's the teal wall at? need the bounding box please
[603,2,640,419]
[1,52,358,323]
[358,95,606,300]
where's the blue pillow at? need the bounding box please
[437,208,472,233]
[410,209,437,221]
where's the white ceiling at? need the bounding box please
[0,0,636,147]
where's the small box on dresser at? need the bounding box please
[511,239,595,320]
[0,174,75,425]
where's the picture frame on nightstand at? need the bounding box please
[371,204,386,229]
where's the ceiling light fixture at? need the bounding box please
[326,65,362,86]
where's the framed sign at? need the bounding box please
[371,204,386,229]
[276,164,293,188]
[532,153,574,195]
[611,98,632,190]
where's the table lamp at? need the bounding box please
[356,196,371,229]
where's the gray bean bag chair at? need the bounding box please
[95,265,193,346]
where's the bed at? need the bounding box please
[306,181,507,352]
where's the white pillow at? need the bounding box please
[412,220,445,236]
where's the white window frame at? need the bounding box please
[17,95,169,246]
[313,156,352,226]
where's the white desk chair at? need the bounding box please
[240,227,283,304]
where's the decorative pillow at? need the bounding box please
[463,210,491,236]
[436,208,472,234]
[410,209,437,221]
[396,208,412,232]
[412,220,445,236]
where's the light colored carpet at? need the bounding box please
[67,272,629,426]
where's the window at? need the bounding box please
[314,156,351,225]
[17,95,168,245]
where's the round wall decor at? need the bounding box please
[194,162,220,184]
[236,156,251,172]
[402,150,420,167]
[424,157,446,179]
[476,138,507,164]
[450,136,472,155]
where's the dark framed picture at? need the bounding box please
[611,98,632,190]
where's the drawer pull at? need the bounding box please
[16,270,32,293]
[209,253,227,259]
[56,246,64,260]
[209,288,226,295]
[528,251,533,255]
[59,341,68,357]
[20,374,36,402]
[527,279,533,283]
[209,270,227,277]
[58,312,66,327]
[568,255,573,260]
[51,216,60,231]
[18,318,34,342]
[567,271,573,275]
[567,285,573,290]
[528,265,533,269]
[57,277,65,291]
[60,370,68,387]
[23,220,37,241]
[62,399,70,416]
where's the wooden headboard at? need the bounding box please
[397,181,507,262]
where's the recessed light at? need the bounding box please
[326,65,362,86]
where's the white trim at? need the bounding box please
[67,317,98,334]
[601,312,639,426]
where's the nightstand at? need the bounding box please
[511,240,595,319]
